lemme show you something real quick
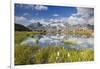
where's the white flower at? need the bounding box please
[68,52,70,57]
[57,51,60,56]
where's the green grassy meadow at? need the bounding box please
[15,32,94,65]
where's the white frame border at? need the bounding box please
[11,0,96,69]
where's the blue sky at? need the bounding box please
[15,4,94,26]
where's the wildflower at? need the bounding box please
[68,52,70,57]
[57,51,60,56]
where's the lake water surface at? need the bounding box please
[21,34,94,50]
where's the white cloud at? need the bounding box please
[23,13,30,16]
[18,4,48,11]
[76,8,94,15]
[15,16,31,26]
[68,8,94,25]
[53,14,59,17]
[67,16,87,25]
[49,19,59,23]
[88,17,94,25]
[15,16,50,26]
[67,16,79,25]
[17,4,32,9]
[15,16,26,23]
[49,17,67,23]
[29,18,50,26]
[34,5,48,11]
[73,8,94,18]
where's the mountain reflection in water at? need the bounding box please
[21,34,94,50]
